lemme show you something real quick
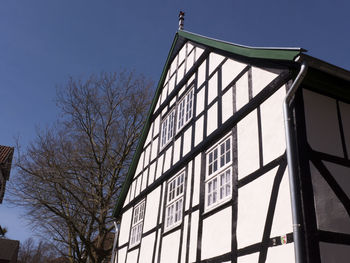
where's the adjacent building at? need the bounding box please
[111,29,350,263]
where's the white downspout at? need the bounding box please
[110,221,120,263]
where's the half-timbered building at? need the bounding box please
[111,26,350,263]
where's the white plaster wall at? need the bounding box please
[119,208,132,246]
[141,168,148,192]
[209,53,224,75]
[150,137,158,162]
[129,181,136,201]
[237,110,260,179]
[237,253,259,263]
[192,154,201,206]
[260,86,286,164]
[221,59,246,90]
[125,249,138,263]
[168,74,176,96]
[183,126,192,156]
[144,123,153,146]
[195,47,204,61]
[161,84,168,105]
[237,168,277,248]
[208,72,218,105]
[222,87,233,123]
[310,162,350,234]
[197,60,206,88]
[163,146,173,173]
[180,215,189,263]
[155,154,164,180]
[135,175,142,197]
[154,95,161,113]
[169,96,176,108]
[185,161,192,210]
[186,49,195,74]
[319,242,350,263]
[251,67,278,97]
[139,232,156,263]
[153,115,160,138]
[266,243,294,263]
[160,230,181,263]
[196,87,205,117]
[170,55,178,77]
[236,72,249,111]
[144,145,150,169]
[173,136,181,164]
[194,116,204,147]
[143,186,161,233]
[176,63,185,86]
[117,247,127,263]
[207,102,218,136]
[270,170,293,237]
[303,89,343,157]
[148,162,156,186]
[339,101,350,153]
[135,152,144,177]
[201,207,232,260]
[178,44,186,65]
[189,211,199,263]
[123,188,130,208]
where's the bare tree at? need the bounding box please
[18,238,63,263]
[9,72,153,263]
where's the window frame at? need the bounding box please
[164,170,186,231]
[160,108,176,150]
[129,200,145,247]
[204,135,233,211]
[176,86,194,134]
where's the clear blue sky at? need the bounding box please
[0,0,349,243]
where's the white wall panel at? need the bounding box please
[150,137,158,162]
[196,87,205,117]
[139,232,156,263]
[163,146,173,173]
[145,123,153,146]
[148,162,156,186]
[270,171,293,237]
[186,49,195,74]
[237,168,277,248]
[170,55,178,77]
[310,162,350,234]
[180,215,189,263]
[208,72,218,105]
[160,230,181,263]
[176,63,185,86]
[189,211,199,263]
[207,102,218,136]
[130,181,136,201]
[237,110,260,179]
[178,45,186,65]
[185,161,192,211]
[169,96,176,108]
[251,67,278,97]
[117,247,127,263]
[222,59,246,90]
[183,126,192,156]
[222,87,233,123]
[125,249,138,263]
[209,53,224,75]
[339,101,350,154]
[303,89,343,157]
[154,96,161,113]
[195,116,204,147]
[266,243,294,263]
[144,145,150,168]
[195,47,204,61]
[237,253,259,263]
[135,152,144,177]
[143,186,161,233]
[319,242,350,263]
[135,175,142,197]
[123,188,131,208]
[155,154,164,180]
[236,72,249,111]
[141,168,148,192]
[168,74,176,96]
[153,115,160,138]
[119,208,132,246]
[260,86,286,164]
[192,154,201,206]
[201,207,232,260]
[198,60,206,88]
[173,136,181,164]
[161,85,168,105]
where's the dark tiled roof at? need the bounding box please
[0,239,19,262]
[0,146,13,165]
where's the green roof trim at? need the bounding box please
[112,30,305,219]
[178,30,304,61]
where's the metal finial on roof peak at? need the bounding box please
[178,11,185,30]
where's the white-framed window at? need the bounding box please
[165,171,185,230]
[205,136,232,210]
[160,109,176,148]
[130,200,145,247]
[176,87,194,132]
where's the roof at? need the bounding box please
[0,239,19,262]
[0,146,13,166]
[112,30,348,219]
